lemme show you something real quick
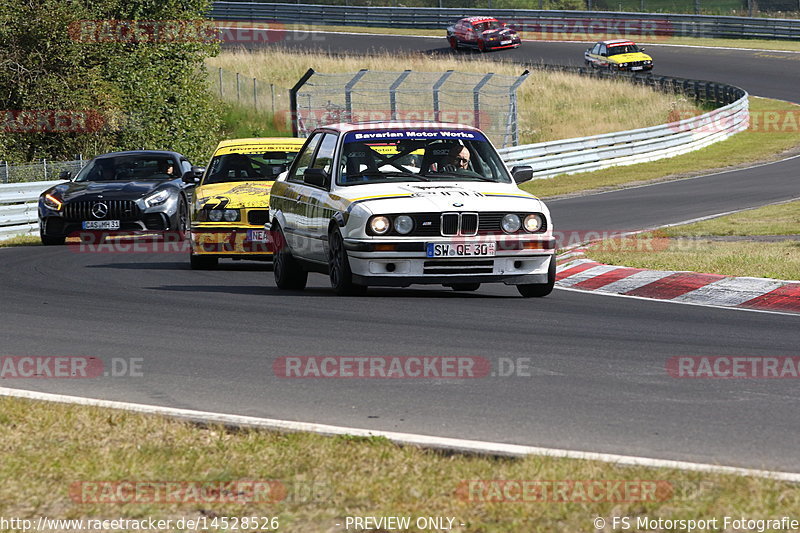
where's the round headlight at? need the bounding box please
[523,214,543,233]
[208,209,223,222]
[223,209,239,222]
[394,215,414,235]
[369,216,390,235]
[501,214,521,233]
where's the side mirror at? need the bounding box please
[59,170,72,180]
[182,166,204,184]
[640,47,645,51]
[303,168,329,188]
[511,165,533,184]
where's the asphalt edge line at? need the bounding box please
[2,386,800,482]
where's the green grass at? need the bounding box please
[272,23,800,52]
[0,235,40,247]
[219,103,291,139]
[522,97,800,199]
[586,200,800,280]
[2,395,800,532]
[660,200,800,236]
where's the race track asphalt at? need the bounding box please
[3,31,798,471]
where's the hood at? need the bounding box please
[608,52,652,63]
[347,182,545,215]
[57,180,166,202]
[195,181,274,209]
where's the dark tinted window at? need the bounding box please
[203,151,298,185]
[75,155,179,182]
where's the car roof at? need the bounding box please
[600,39,637,46]
[317,121,482,134]
[214,137,306,150]
[461,16,498,23]
[94,150,180,159]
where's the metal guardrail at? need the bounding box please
[499,66,749,179]
[210,2,800,40]
[0,181,63,239]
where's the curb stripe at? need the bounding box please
[625,272,727,299]
[556,261,599,281]
[593,270,676,294]
[739,283,800,312]
[557,265,620,287]
[573,267,644,290]
[673,277,787,306]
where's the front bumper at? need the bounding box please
[190,225,273,256]
[344,236,555,287]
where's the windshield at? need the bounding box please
[473,20,502,32]
[74,155,179,182]
[338,129,511,186]
[203,151,298,185]
[607,44,640,55]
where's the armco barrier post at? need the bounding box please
[290,68,316,137]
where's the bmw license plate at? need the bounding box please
[631,66,644,71]
[427,242,496,258]
[501,40,512,45]
[247,229,270,242]
[82,220,120,230]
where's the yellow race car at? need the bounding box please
[584,39,653,72]
[188,137,304,269]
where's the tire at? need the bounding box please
[272,223,307,290]
[40,229,65,246]
[190,253,218,270]
[449,283,481,292]
[174,197,188,238]
[449,36,458,50]
[328,228,365,296]
[517,256,556,298]
[478,40,486,53]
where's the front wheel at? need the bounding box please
[477,40,486,53]
[517,257,556,298]
[40,230,65,246]
[328,228,365,296]
[449,36,458,50]
[272,224,307,290]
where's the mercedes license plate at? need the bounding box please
[82,220,120,230]
[426,242,496,258]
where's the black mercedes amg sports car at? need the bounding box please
[38,150,201,245]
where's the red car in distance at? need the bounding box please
[446,17,522,52]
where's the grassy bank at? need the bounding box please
[207,49,702,145]
[586,200,800,280]
[521,96,800,199]
[2,395,799,532]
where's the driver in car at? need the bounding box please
[443,144,471,172]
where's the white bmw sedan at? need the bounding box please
[268,122,556,297]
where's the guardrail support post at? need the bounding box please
[290,68,316,137]
[344,69,368,123]
[236,72,241,103]
[389,70,412,121]
[253,77,258,110]
[473,73,494,130]
[218,68,223,98]
[432,70,454,122]
[505,70,530,148]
